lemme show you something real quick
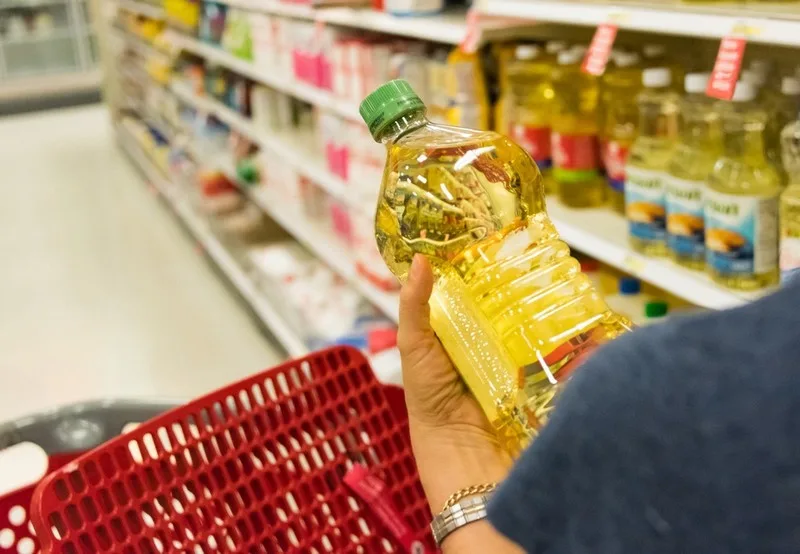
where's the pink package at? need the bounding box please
[329,200,353,245]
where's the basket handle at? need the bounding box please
[0,399,179,455]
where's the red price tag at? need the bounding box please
[582,23,618,76]
[706,36,747,100]
[461,9,481,54]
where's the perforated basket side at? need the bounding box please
[30,347,434,554]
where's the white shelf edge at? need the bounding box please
[116,0,165,20]
[478,0,800,48]
[167,32,361,121]
[116,124,310,357]
[547,196,772,310]
[0,69,101,102]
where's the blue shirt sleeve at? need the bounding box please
[486,285,800,554]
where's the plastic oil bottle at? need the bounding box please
[706,81,781,290]
[600,51,642,214]
[625,68,680,256]
[506,45,554,188]
[779,111,800,285]
[360,80,633,454]
[664,73,722,269]
[767,76,800,185]
[551,48,605,207]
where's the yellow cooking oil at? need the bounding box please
[625,68,680,256]
[706,81,781,290]
[600,51,642,214]
[360,80,633,455]
[506,45,555,193]
[779,109,800,285]
[665,73,722,270]
[551,48,605,208]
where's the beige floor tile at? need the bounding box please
[0,105,285,425]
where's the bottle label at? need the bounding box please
[780,236,800,285]
[552,132,599,171]
[625,166,666,242]
[601,140,629,192]
[511,124,552,169]
[665,176,705,257]
[705,190,778,275]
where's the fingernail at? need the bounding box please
[409,255,422,283]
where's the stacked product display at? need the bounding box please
[105,0,800,366]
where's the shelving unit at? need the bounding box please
[166,32,362,120]
[108,0,800,351]
[116,124,311,356]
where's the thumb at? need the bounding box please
[399,255,434,343]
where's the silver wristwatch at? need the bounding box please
[430,493,492,547]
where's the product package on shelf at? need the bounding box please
[248,243,397,353]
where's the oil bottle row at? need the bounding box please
[497,42,800,291]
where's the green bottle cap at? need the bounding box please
[645,300,668,318]
[359,80,425,141]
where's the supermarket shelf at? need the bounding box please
[166,32,361,120]
[245,188,400,322]
[478,0,800,48]
[116,0,164,20]
[115,124,311,357]
[218,1,531,45]
[170,83,357,211]
[547,196,772,310]
[0,69,101,102]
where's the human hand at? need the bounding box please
[399,255,513,510]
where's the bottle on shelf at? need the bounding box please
[604,277,644,322]
[767,76,800,184]
[642,43,683,89]
[779,112,800,285]
[665,72,722,270]
[551,48,605,208]
[642,300,669,325]
[506,45,554,191]
[600,51,642,214]
[360,80,633,455]
[706,81,781,290]
[544,40,567,61]
[625,67,680,257]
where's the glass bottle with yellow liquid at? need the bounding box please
[551,48,606,208]
[360,80,633,455]
[600,51,642,214]
[664,73,722,269]
[625,68,680,256]
[506,45,555,192]
[705,82,781,290]
[779,111,800,285]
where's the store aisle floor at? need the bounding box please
[0,105,285,423]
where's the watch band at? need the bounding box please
[430,493,492,547]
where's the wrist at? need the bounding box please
[409,419,513,511]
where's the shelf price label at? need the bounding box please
[706,36,747,100]
[582,23,618,76]
[461,9,482,54]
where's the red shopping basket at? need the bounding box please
[0,401,177,554]
[29,346,435,553]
